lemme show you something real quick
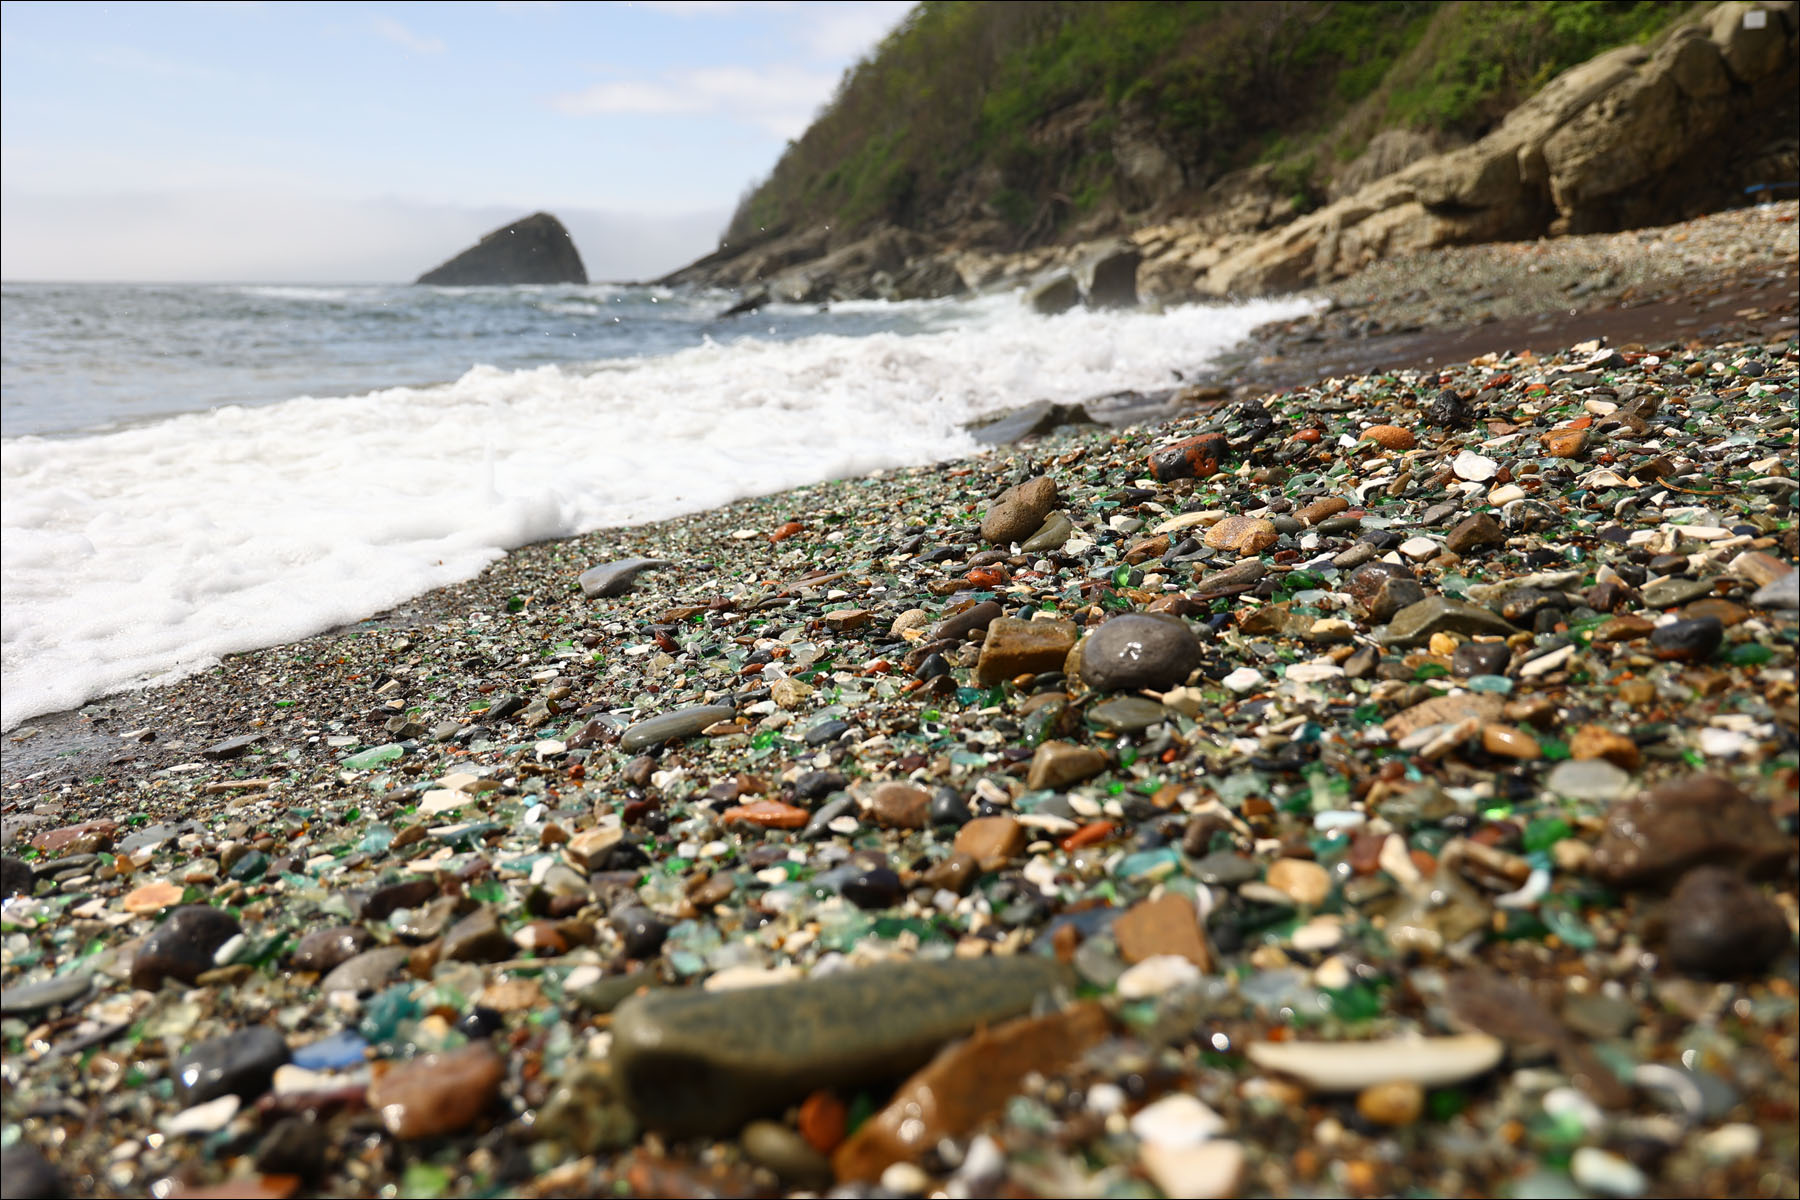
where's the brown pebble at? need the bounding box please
[1568,724,1640,770]
[980,476,1058,546]
[974,617,1077,686]
[1025,741,1107,790]
[920,851,981,894]
[1540,427,1590,459]
[29,819,119,855]
[953,818,1026,872]
[1593,775,1788,889]
[868,783,930,830]
[1481,723,1541,760]
[833,1004,1110,1182]
[290,925,373,974]
[1265,858,1331,907]
[1445,513,1505,555]
[1124,534,1170,564]
[1203,515,1279,556]
[1295,496,1350,526]
[367,1043,504,1138]
[1112,893,1212,970]
[1360,425,1415,450]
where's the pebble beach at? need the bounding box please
[3,202,1798,1200]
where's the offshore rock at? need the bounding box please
[416,212,587,286]
[609,955,1072,1136]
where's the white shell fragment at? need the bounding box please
[1247,1033,1505,1091]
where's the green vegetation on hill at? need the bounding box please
[725,0,1699,249]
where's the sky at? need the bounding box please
[0,0,912,282]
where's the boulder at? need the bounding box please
[1080,243,1141,309]
[1027,270,1081,315]
[1199,3,1798,296]
[416,212,587,286]
[888,256,969,300]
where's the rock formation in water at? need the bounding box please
[416,212,587,286]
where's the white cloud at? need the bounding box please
[551,63,838,137]
[371,15,446,55]
[796,1,910,59]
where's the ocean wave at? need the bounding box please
[0,296,1311,728]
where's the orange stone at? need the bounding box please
[720,799,810,830]
[1540,427,1590,459]
[769,521,804,542]
[1360,425,1415,450]
[1061,820,1116,852]
[798,1089,848,1155]
[123,880,185,915]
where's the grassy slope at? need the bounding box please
[726,0,1699,248]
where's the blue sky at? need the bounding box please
[0,1,912,281]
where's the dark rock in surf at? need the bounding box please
[416,212,587,286]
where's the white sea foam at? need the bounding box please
[0,295,1309,728]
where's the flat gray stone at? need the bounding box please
[319,946,411,996]
[1751,569,1798,611]
[1089,696,1168,732]
[968,401,1096,446]
[1020,511,1073,553]
[610,955,1072,1136]
[579,558,672,599]
[1377,597,1517,647]
[0,971,93,1016]
[201,733,263,760]
[618,705,735,752]
[1642,576,1714,608]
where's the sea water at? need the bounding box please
[0,281,1311,729]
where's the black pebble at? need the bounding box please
[455,1006,506,1039]
[615,908,670,959]
[172,1025,290,1106]
[929,788,971,827]
[1650,617,1723,661]
[1,855,36,898]
[841,867,905,910]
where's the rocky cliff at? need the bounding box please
[417,212,588,286]
[665,1,1796,308]
[1192,0,1798,297]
